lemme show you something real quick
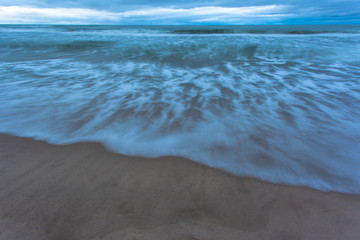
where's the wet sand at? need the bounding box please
[0,133,359,240]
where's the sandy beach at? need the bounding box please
[0,133,359,240]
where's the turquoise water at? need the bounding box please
[1,25,360,193]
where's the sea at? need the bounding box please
[1,25,359,194]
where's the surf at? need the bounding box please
[1,25,360,194]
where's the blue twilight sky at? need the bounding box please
[0,0,359,24]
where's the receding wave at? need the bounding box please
[1,25,360,194]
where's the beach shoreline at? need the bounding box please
[1,133,359,240]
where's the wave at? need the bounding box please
[1,25,360,194]
[6,40,115,51]
[170,29,358,35]
[3,33,359,67]
[1,24,360,35]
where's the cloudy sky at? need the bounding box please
[0,0,359,24]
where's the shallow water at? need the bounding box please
[1,25,360,193]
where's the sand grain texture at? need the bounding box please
[0,134,359,240]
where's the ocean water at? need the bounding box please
[1,25,360,193]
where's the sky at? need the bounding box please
[0,0,359,24]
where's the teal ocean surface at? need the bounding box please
[1,25,360,193]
